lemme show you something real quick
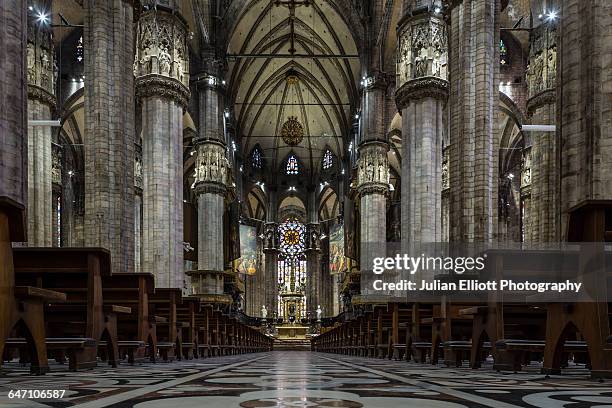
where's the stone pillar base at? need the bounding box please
[187,269,225,296]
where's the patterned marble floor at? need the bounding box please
[1,351,612,408]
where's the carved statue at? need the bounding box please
[432,49,442,77]
[378,159,386,183]
[547,47,557,87]
[261,305,268,319]
[366,159,374,182]
[533,53,544,93]
[316,305,322,321]
[158,48,171,75]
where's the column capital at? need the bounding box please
[396,8,448,91]
[192,140,229,196]
[135,74,190,107]
[263,222,279,251]
[193,73,227,92]
[526,89,556,116]
[134,7,190,106]
[356,142,390,197]
[395,76,449,108]
[27,84,56,108]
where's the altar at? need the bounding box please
[277,325,309,339]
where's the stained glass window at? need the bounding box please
[277,218,307,318]
[76,36,83,63]
[252,146,262,168]
[322,149,333,170]
[286,154,299,175]
[500,40,508,65]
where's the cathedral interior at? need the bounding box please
[1,0,612,407]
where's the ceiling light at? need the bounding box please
[37,12,49,24]
[507,173,515,180]
[546,10,558,21]
[434,7,441,14]
[28,6,33,11]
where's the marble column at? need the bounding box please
[134,6,190,288]
[25,0,55,246]
[448,0,500,243]
[83,0,135,273]
[191,140,229,298]
[524,22,558,243]
[305,223,321,317]
[0,0,28,234]
[396,4,448,243]
[356,142,389,275]
[557,0,612,237]
[263,222,279,316]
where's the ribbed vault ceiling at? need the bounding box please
[227,0,360,173]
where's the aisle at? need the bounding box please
[1,352,612,407]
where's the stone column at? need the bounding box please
[25,1,55,246]
[263,222,279,316]
[134,6,190,288]
[83,0,135,273]
[396,5,448,243]
[305,223,321,317]
[0,0,28,234]
[447,0,500,242]
[525,22,558,243]
[557,0,611,237]
[190,140,229,298]
[356,142,389,276]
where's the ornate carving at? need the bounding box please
[263,222,279,251]
[521,148,532,189]
[397,13,448,89]
[51,147,62,185]
[192,141,229,196]
[526,89,556,115]
[27,13,56,97]
[442,149,449,190]
[134,8,190,89]
[395,76,449,108]
[135,74,190,107]
[281,116,304,146]
[134,155,143,189]
[526,25,557,97]
[27,84,56,108]
[305,223,321,252]
[356,143,389,196]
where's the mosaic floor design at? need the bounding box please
[1,351,612,408]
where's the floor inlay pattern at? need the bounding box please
[1,352,611,407]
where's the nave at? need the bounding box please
[1,351,612,408]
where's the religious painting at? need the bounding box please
[236,225,258,275]
[329,223,346,274]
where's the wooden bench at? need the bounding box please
[102,273,157,364]
[13,247,122,371]
[0,198,66,375]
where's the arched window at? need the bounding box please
[322,149,333,170]
[286,154,299,175]
[252,146,262,169]
[500,40,508,65]
[277,218,307,318]
[76,36,83,63]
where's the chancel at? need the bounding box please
[1,0,612,407]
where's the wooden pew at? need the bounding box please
[13,248,123,371]
[148,288,183,362]
[102,272,157,364]
[541,201,612,378]
[0,198,66,376]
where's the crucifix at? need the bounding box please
[273,0,311,55]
